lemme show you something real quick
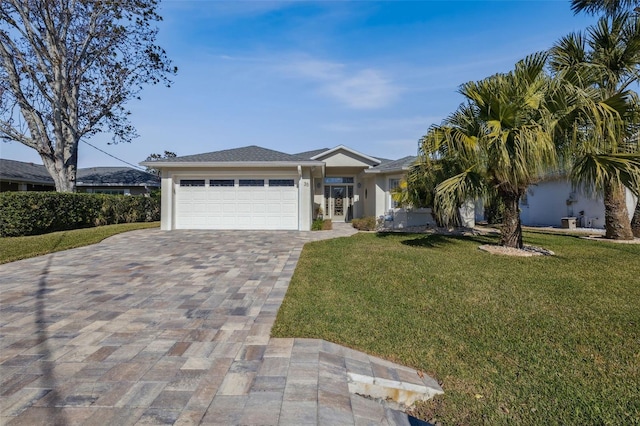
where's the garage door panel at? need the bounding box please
[175,181,298,230]
[222,191,237,201]
[281,191,297,201]
[234,203,251,214]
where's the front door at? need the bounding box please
[324,185,354,222]
[331,186,346,222]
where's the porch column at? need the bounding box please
[160,171,174,231]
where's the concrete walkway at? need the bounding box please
[0,225,441,425]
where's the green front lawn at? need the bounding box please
[0,222,159,264]
[272,231,640,425]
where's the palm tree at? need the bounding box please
[571,0,639,16]
[416,53,568,248]
[550,13,640,239]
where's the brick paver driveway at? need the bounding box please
[0,228,352,424]
[1,226,442,425]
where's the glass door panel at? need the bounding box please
[332,186,346,221]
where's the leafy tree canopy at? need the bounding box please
[145,150,176,176]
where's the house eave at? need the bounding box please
[139,161,324,169]
[76,183,160,187]
[310,145,382,165]
[364,166,410,174]
[0,177,54,185]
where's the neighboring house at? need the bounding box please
[0,159,160,195]
[141,145,427,231]
[520,176,637,229]
[76,167,160,195]
[0,159,54,192]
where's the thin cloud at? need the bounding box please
[281,58,402,109]
[325,69,399,109]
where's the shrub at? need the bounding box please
[311,219,333,231]
[0,192,159,237]
[351,216,377,231]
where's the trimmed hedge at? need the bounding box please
[0,192,160,237]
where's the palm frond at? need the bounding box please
[571,152,640,196]
[571,0,638,17]
[434,168,486,226]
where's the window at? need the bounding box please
[210,179,234,187]
[324,177,354,184]
[179,179,205,187]
[239,179,264,187]
[389,178,401,208]
[269,179,295,187]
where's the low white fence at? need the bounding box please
[381,203,476,230]
[381,208,436,230]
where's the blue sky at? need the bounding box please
[1,1,598,168]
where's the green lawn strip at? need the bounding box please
[0,222,159,264]
[272,232,640,425]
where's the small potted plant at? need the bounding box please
[315,206,324,220]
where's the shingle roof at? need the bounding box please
[0,158,53,184]
[77,167,160,187]
[0,159,159,187]
[366,156,416,173]
[0,159,54,184]
[153,145,316,163]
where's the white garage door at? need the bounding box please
[175,178,298,230]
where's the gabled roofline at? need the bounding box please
[310,145,381,165]
[364,155,416,174]
[363,165,411,174]
[139,160,324,169]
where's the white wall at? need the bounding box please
[375,175,386,217]
[522,178,637,228]
[363,177,376,217]
[160,171,173,231]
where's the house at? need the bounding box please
[140,145,428,231]
[0,159,160,195]
[75,167,160,195]
[520,176,637,228]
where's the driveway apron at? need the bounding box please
[0,226,438,425]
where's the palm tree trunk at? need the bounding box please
[631,198,640,238]
[603,180,633,240]
[499,191,523,248]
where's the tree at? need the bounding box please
[571,0,640,16]
[415,53,585,248]
[550,13,640,239]
[145,150,176,176]
[0,0,177,192]
[405,105,484,228]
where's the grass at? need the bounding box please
[0,222,159,264]
[272,231,640,425]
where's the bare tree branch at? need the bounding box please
[0,0,176,191]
